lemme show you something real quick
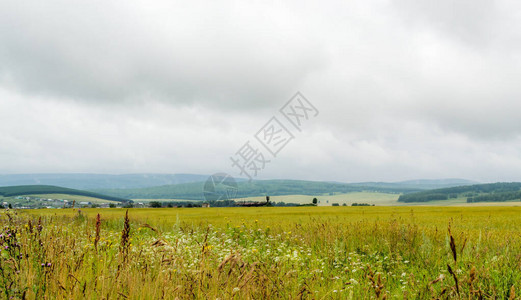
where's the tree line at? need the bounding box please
[398,182,521,203]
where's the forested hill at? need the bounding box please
[397,182,521,203]
[0,185,130,203]
[92,179,473,200]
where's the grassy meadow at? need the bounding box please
[236,192,400,206]
[1,206,521,299]
[134,191,521,206]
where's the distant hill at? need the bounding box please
[0,174,480,201]
[93,178,477,200]
[398,182,521,203]
[0,185,130,203]
[0,174,210,189]
[352,178,479,190]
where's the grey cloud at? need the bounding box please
[0,1,325,109]
[1,0,521,182]
[390,0,501,46]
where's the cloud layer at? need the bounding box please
[1,0,521,182]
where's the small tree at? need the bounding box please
[149,201,162,208]
[312,198,318,205]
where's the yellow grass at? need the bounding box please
[2,206,520,299]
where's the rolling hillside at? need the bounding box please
[0,185,130,203]
[354,178,479,190]
[93,179,476,200]
[398,182,521,203]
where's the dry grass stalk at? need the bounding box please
[367,266,386,299]
[141,223,158,233]
[449,234,457,262]
[120,210,131,261]
[447,264,459,295]
[27,219,33,234]
[94,213,101,252]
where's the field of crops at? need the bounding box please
[1,206,520,299]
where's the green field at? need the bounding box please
[133,191,521,207]
[237,192,400,206]
[2,206,520,299]
[132,192,400,206]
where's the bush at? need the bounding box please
[149,201,162,208]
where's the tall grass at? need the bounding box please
[1,207,520,299]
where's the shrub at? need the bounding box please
[149,201,162,208]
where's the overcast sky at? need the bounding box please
[1,0,521,182]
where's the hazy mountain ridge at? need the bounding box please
[351,179,479,190]
[0,173,210,189]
